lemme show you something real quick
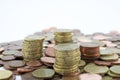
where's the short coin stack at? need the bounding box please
[80,42,100,60]
[53,43,81,75]
[22,35,44,62]
[54,29,73,44]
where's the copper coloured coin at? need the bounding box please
[40,56,55,64]
[94,60,112,66]
[0,60,3,66]
[13,52,23,58]
[0,47,4,53]
[112,58,120,65]
[45,47,55,57]
[47,44,55,48]
[17,67,34,73]
[26,61,43,67]
[9,60,25,68]
[79,73,102,80]
[1,55,15,61]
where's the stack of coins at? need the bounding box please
[53,43,81,75]
[54,29,73,44]
[22,35,44,62]
[80,42,100,60]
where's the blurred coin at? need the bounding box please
[110,65,120,75]
[2,50,20,56]
[9,60,25,68]
[111,58,120,65]
[45,47,55,57]
[100,54,119,61]
[0,70,13,80]
[84,63,108,74]
[1,55,15,61]
[26,61,43,67]
[40,56,55,64]
[0,47,4,53]
[32,68,55,79]
[79,73,102,80]
[94,60,112,66]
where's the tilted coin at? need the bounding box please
[32,69,55,79]
[79,60,86,67]
[102,76,113,80]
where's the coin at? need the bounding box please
[1,55,15,61]
[102,76,113,80]
[40,56,55,64]
[26,61,43,67]
[110,65,120,75]
[17,67,34,73]
[0,47,4,53]
[45,47,55,57]
[32,69,55,79]
[108,71,120,78]
[9,60,25,68]
[79,60,86,67]
[79,73,102,80]
[2,50,20,56]
[100,54,119,61]
[111,58,120,65]
[84,63,109,74]
[0,70,13,80]
[94,60,112,66]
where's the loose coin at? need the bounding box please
[108,71,120,78]
[26,61,43,67]
[0,47,4,53]
[40,56,55,64]
[45,47,55,57]
[102,76,113,80]
[0,70,13,80]
[100,54,119,61]
[32,68,55,79]
[1,55,15,61]
[9,60,25,68]
[111,58,120,65]
[110,65,120,75]
[84,63,109,74]
[79,73,102,80]
[2,50,20,55]
[94,60,112,66]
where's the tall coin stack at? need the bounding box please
[54,29,73,44]
[22,35,44,62]
[53,43,81,75]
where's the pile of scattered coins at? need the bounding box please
[0,27,120,80]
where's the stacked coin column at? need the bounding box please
[54,29,73,44]
[22,35,44,62]
[53,43,81,75]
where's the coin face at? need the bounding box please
[9,60,25,68]
[40,56,55,64]
[26,61,43,67]
[1,55,15,61]
[45,47,55,57]
[32,69,55,79]
[0,70,13,80]
[110,65,120,75]
[79,73,102,80]
[2,50,20,56]
[94,60,112,66]
[84,63,109,74]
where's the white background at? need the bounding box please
[0,0,120,43]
